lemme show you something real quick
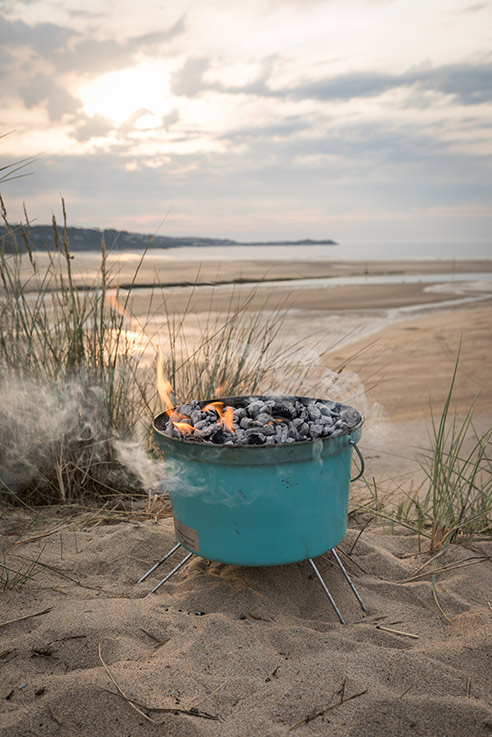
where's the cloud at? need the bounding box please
[460,3,489,12]
[0,45,12,74]
[0,14,186,83]
[294,71,398,101]
[171,54,277,98]
[301,62,492,106]
[0,13,186,125]
[162,109,180,127]
[170,55,492,107]
[222,115,310,142]
[420,63,492,105]
[20,73,81,120]
[72,113,115,141]
[0,16,77,57]
[171,57,210,96]
[54,16,186,76]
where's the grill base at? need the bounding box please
[137,541,368,624]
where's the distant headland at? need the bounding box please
[0,225,337,252]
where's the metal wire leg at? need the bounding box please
[137,542,182,583]
[147,552,194,596]
[309,558,346,624]
[331,547,368,613]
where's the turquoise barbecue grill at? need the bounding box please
[138,395,368,623]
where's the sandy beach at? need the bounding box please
[1,257,491,736]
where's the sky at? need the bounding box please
[1,0,491,245]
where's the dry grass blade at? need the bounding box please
[0,606,52,629]
[399,677,424,698]
[98,642,156,724]
[102,689,222,721]
[431,576,452,623]
[288,686,367,731]
[375,625,419,639]
[399,548,444,580]
[347,517,374,555]
[432,587,452,622]
[12,523,72,546]
[189,676,233,709]
[398,556,490,584]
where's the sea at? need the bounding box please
[119,240,491,263]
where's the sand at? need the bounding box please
[1,517,491,736]
[1,258,492,736]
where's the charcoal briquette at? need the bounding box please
[272,404,296,420]
[210,429,229,444]
[247,432,266,445]
[307,405,321,421]
[246,402,263,418]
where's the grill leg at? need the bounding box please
[137,542,182,583]
[309,558,346,624]
[147,552,194,596]
[331,547,368,613]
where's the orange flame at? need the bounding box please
[203,401,235,433]
[156,348,174,411]
[173,422,197,435]
[156,349,188,422]
[203,401,224,418]
[214,383,226,396]
[222,405,235,433]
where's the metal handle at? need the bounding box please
[349,439,365,482]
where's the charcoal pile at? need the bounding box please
[156,396,362,446]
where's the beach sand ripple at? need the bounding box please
[1,517,491,737]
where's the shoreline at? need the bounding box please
[14,253,492,292]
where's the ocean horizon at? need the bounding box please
[106,240,491,263]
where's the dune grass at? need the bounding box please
[359,350,492,552]
[418,351,492,552]
[0,199,321,506]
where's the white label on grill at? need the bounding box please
[174,517,199,552]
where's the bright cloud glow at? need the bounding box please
[79,62,173,126]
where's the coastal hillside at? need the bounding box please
[0,225,337,252]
